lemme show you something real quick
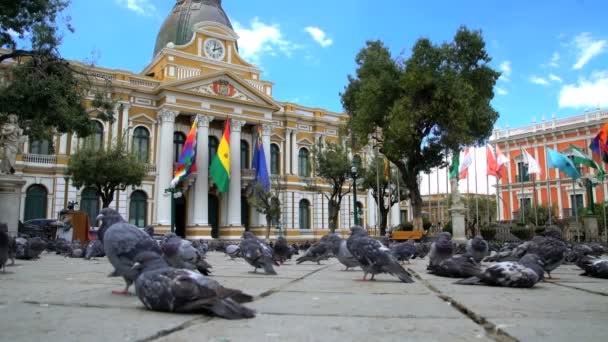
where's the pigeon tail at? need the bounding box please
[262,261,277,275]
[209,298,256,319]
[295,256,312,264]
[454,276,482,285]
[385,263,415,283]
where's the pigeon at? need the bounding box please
[14,237,28,259]
[390,240,417,264]
[132,251,255,319]
[54,238,72,256]
[0,224,9,272]
[455,253,545,288]
[239,232,278,275]
[346,226,414,283]
[68,240,84,258]
[565,244,593,264]
[272,236,291,264]
[225,244,241,259]
[20,237,46,260]
[333,239,360,271]
[525,236,567,279]
[160,235,212,275]
[427,253,481,278]
[588,243,606,257]
[84,240,105,259]
[428,234,454,270]
[576,256,608,279]
[466,236,490,263]
[143,225,155,237]
[413,242,431,259]
[483,242,524,262]
[97,208,162,295]
[296,234,341,265]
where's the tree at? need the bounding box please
[308,140,352,233]
[247,176,284,240]
[360,153,408,236]
[342,27,500,230]
[66,137,146,208]
[0,0,113,145]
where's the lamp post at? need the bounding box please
[164,187,182,233]
[351,165,358,226]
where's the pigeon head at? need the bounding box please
[519,253,545,279]
[435,238,454,255]
[96,208,125,241]
[132,251,167,273]
[470,236,489,253]
[242,232,257,240]
[436,232,452,241]
[143,225,155,237]
[349,226,366,236]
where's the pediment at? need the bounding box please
[297,137,315,146]
[162,71,279,110]
[129,113,157,124]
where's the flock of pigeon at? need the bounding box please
[1,212,608,321]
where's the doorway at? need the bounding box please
[209,194,219,238]
[175,194,186,237]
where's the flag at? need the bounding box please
[589,122,608,156]
[546,148,581,179]
[252,126,270,191]
[570,144,605,181]
[170,117,198,187]
[487,144,509,179]
[210,120,231,193]
[521,148,541,175]
[448,148,460,179]
[459,147,472,179]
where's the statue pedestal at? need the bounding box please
[450,205,466,241]
[583,215,599,242]
[0,175,26,235]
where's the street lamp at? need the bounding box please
[351,165,358,226]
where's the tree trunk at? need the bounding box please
[265,215,271,241]
[404,172,423,231]
[380,208,389,236]
[328,200,339,233]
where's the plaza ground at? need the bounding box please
[1,252,607,341]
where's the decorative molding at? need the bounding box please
[231,119,246,132]
[157,109,179,123]
[130,113,157,124]
[196,114,214,128]
[189,79,255,103]
[261,124,273,136]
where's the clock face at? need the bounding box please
[204,38,225,60]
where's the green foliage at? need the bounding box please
[396,222,414,231]
[66,137,146,208]
[522,204,558,226]
[423,217,432,231]
[247,179,283,240]
[511,227,533,240]
[464,196,497,225]
[442,220,453,235]
[480,227,497,241]
[342,27,500,229]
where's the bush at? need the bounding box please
[442,220,453,235]
[422,217,432,231]
[511,227,533,240]
[480,227,497,241]
[395,222,414,231]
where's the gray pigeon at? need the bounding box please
[0,224,9,272]
[346,226,414,283]
[272,236,291,264]
[84,240,105,259]
[161,235,212,275]
[427,253,481,278]
[14,237,28,259]
[428,234,454,270]
[455,253,545,288]
[239,232,278,275]
[334,239,360,271]
[466,236,489,263]
[296,234,341,264]
[143,225,155,237]
[390,240,417,264]
[576,256,608,279]
[132,251,255,319]
[525,236,567,279]
[68,240,84,258]
[97,208,162,295]
[225,244,241,259]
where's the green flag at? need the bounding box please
[569,144,605,181]
[449,149,460,180]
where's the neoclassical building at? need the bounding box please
[5,0,376,240]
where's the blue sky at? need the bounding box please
[53,0,608,129]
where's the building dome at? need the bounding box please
[153,0,234,57]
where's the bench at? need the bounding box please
[391,230,426,241]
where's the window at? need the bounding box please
[241,140,249,169]
[209,136,219,166]
[356,202,364,224]
[298,148,310,177]
[353,154,362,170]
[89,121,104,150]
[29,139,51,155]
[570,194,584,217]
[173,132,186,163]
[129,191,147,228]
[81,187,100,227]
[132,127,149,163]
[567,155,583,176]
[299,199,311,229]
[24,185,47,221]
[270,144,280,175]
[517,162,529,182]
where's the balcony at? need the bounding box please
[22,154,57,165]
[144,164,157,174]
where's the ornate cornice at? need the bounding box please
[158,109,179,123]
[230,119,246,132]
[196,114,214,128]
[261,124,273,136]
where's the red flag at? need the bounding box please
[486,144,497,177]
[487,144,508,180]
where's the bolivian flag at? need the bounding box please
[170,116,198,188]
[210,120,230,192]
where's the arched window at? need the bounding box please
[89,121,104,150]
[298,148,310,177]
[270,144,280,175]
[173,132,186,164]
[299,199,311,229]
[29,139,51,155]
[241,140,249,169]
[129,191,147,228]
[24,185,47,221]
[81,187,100,227]
[132,127,149,163]
[209,136,219,166]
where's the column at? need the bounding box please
[228,119,246,227]
[262,124,272,175]
[291,130,298,175]
[192,115,213,228]
[111,104,119,145]
[285,128,292,175]
[154,109,178,226]
[121,103,131,145]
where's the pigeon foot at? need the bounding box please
[111,290,130,295]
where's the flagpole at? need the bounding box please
[545,142,552,225]
[446,150,449,228]
[437,166,440,228]
[573,178,579,242]
[533,173,538,226]
[474,146,479,235]
[396,166,401,225]
[466,162,470,228]
[603,179,607,243]
[428,170,431,227]
[486,171,490,225]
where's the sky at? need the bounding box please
[51,0,608,131]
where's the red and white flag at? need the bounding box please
[522,148,542,175]
[459,147,473,179]
[487,144,509,179]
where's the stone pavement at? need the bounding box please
[1,252,607,342]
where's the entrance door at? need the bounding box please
[175,195,186,238]
[209,194,219,238]
[241,196,249,231]
[24,185,47,221]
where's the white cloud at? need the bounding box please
[548,74,562,83]
[495,87,508,95]
[549,52,560,67]
[304,27,333,47]
[498,61,511,82]
[572,32,606,69]
[115,0,156,16]
[559,70,608,108]
[530,76,549,85]
[233,17,299,63]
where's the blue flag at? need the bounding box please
[252,127,270,191]
[546,148,581,179]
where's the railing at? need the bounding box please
[144,164,157,173]
[129,77,158,88]
[87,70,116,81]
[176,66,201,80]
[22,154,57,165]
[245,79,265,92]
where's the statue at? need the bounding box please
[0,114,22,175]
[450,175,463,207]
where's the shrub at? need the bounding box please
[442,220,453,235]
[511,227,533,240]
[480,227,497,241]
[423,217,432,231]
[395,222,414,231]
